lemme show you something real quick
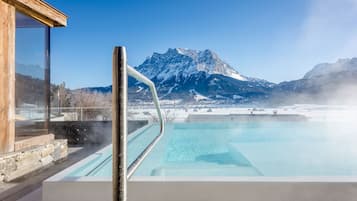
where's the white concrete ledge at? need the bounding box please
[128,177,357,201]
[44,171,357,201]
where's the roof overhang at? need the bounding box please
[2,0,67,27]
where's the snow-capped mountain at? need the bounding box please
[273,58,357,104]
[130,48,274,103]
[137,48,248,82]
[304,58,357,79]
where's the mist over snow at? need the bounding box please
[297,0,357,61]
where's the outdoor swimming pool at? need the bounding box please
[44,120,357,201]
[68,121,357,178]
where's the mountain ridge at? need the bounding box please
[82,48,357,104]
[136,48,249,82]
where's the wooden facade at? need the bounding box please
[2,0,67,27]
[0,0,67,153]
[0,0,16,153]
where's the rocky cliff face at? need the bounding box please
[130,48,274,103]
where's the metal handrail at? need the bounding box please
[126,65,165,178]
[113,46,165,201]
[112,46,127,201]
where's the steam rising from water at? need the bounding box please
[298,0,357,58]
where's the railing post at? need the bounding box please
[112,46,127,201]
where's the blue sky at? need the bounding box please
[47,0,357,89]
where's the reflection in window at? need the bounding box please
[15,12,50,135]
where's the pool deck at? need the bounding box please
[0,145,108,201]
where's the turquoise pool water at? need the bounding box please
[68,121,357,177]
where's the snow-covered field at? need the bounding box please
[128,104,357,123]
[38,104,357,123]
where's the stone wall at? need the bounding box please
[0,139,67,182]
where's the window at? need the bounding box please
[15,11,50,135]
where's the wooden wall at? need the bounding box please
[0,0,16,153]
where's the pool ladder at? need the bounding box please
[112,46,165,201]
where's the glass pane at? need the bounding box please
[15,12,50,135]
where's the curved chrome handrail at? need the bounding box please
[126,65,165,179]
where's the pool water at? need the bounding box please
[68,121,357,177]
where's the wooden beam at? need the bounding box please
[2,0,67,27]
[0,1,16,153]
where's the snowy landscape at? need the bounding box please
[126,104,357,125]
[18,47,357,123]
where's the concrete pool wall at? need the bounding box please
[43,175,357,201]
